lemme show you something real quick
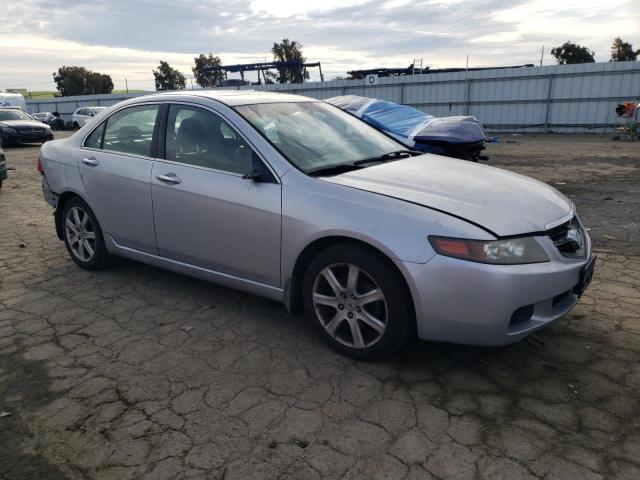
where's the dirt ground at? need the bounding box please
[488,134,640,255]
[0,132,639,480]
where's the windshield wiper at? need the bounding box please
[306,163,363,177]
[353,149,421,166]
[307,150,421,177]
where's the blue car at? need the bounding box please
[326,95,489,161]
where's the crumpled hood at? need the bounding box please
[323,155,573,237]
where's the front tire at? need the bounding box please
[303,244,413,359]
[73,121,80,130]
[62,197,112,270]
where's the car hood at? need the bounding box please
[322,155,572,237]
[0,120,49,129]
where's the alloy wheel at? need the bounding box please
[65,206,97,262]
[312,263,388,349]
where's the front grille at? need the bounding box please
[18,127,45,135]
[547,216,586,258]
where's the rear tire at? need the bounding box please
[61,197,112,270]
[303,244,413,359]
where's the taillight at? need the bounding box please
[37,157,44,174]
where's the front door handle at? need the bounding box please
[81,157,99,167]
[156,173,182,185]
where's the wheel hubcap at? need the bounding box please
[65,207,96,262]
[312,263,388,349]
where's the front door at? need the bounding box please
[77,103,159,253]
[151,103,281,287]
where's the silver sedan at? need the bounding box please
[38,91,595,359]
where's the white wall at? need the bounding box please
[26,61,640,133]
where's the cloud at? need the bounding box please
[0,0,638,91]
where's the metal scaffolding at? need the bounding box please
[202,61,324,85]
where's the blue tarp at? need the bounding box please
[326,95,486,147]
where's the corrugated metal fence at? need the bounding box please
[26,61,640,133]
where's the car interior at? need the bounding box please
[84,105,255,173]
[165,106,253,175]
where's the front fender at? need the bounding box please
[280,176,494,291]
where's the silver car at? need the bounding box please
[38,91,595,359]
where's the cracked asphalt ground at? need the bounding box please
[1,132,639,480]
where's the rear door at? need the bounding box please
[78,103,160,253]
[151,103,282,286]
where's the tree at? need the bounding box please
[153,61,186,91]
[271,39,309,84]
[610,37,639,61]
[52,66,114,96]
[192,53,224,88]
[550,42,595,64]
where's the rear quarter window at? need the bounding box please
[84,122,106,149]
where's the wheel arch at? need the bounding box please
[286,236,416,325]
[54,190,92,240]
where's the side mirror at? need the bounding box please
[241,153,277,184]
[242,170,262,181]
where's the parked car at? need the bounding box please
[72,107,107,129]
[0,108,54,146]
[38,91,595,359]
[31,112,66,130]
[327,95,489,161]
[0,144,6,189]
[216,79,251,88]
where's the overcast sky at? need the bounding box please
[1,0,638,91]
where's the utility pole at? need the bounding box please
[125,78,129,93]
[540,46,545,67]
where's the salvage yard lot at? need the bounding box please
[1,132,639,480]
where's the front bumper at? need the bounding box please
[404,231,593,346]
[2,131,54,145]
[0,159,7,181]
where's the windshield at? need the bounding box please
[235,102,405,173]
[0,110,32,121]
[89,107,106,114]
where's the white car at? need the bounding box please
[31,112,56,123]
[72,107,107,129]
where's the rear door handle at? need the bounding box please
[156,173,182,185]
[81,157,99,167]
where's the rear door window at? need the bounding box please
[102,105,159,157]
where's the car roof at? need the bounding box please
[133,90,319,107]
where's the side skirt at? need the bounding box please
[104,234,285,304]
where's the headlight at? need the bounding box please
[429,236,549,265]
[1,126,18,135]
